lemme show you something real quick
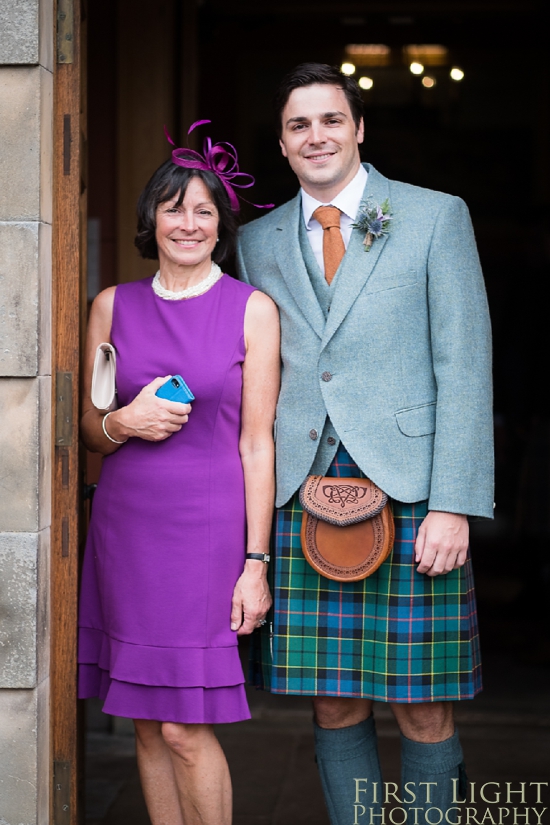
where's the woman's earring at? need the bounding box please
[216,237,220,244]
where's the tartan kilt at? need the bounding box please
[250,446,482,703]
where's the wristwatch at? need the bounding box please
[245,552,270,564]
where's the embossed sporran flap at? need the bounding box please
[299,476,394,582]
[299,475,388,526]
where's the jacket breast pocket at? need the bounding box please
[395,402,436,437]
[365,270,418,295]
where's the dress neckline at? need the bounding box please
[151,263,224,301]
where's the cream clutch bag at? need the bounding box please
[91,343,117,410]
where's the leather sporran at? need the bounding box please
[299,476,394,582]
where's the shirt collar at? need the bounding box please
[301,164,368,229]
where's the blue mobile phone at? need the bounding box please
[155,375,195,403]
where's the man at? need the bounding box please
[237,63,493,825]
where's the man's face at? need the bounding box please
[279,83,364,199]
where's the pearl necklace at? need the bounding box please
[152,262,223,301]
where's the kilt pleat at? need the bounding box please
[250,446,482,703]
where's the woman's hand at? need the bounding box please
[110,376,192,442]
[230,560,272,636]
[80,287,192,453]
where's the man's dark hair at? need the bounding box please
[135,160,238,265]
[273,62,364,138]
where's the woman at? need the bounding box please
[79,126,280,825]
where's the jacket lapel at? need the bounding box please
[320,165,391,351]
[273,194,326,340]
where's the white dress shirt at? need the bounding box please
[301,164,368,276]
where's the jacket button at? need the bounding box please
[321,371,332,382]
[309,429,318,440]
[327,436,336,445]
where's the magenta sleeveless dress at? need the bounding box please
[78,274,255,723]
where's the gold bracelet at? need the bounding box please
[102,412,126,445]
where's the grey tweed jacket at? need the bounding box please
[237,164,494,518]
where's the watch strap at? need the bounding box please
[246,552,270,564]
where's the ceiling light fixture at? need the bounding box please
[404,45,448,66]
[345,44,391,66]
[389,16,414,25]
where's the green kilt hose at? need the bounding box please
[251,446,482,703]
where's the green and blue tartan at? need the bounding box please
[250,446,482,703]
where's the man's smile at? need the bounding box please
[304,151,336,163]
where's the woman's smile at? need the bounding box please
[171,238,203,246]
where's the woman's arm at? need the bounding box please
[230,290,280,636]
[81,287,192,455]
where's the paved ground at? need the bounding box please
[84,649,550,825]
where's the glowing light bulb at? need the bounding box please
[410,61,424,75]
[450,67,464,81]
[422,76,436,88]
[341,62,356,76]
[358,76,374,90]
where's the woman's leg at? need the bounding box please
[161,722,232,825]
[134,718,185,825]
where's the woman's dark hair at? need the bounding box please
[134,160,238,265]
[273,62,364,138]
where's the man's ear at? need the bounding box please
[279,138,288,158]
[356,117,365,145]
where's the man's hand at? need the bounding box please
[230,561,272,636]
[414,511,469,576]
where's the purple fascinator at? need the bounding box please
[164,120,274,212]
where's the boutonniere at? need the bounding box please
[352,198,393,251]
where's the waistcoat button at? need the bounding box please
[309,429,318,440]
[321,371,332,382]
[327,436,336,445]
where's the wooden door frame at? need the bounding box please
[51,0,86,822]
[49,4,199,820]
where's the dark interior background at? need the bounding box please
[87,0,550,663]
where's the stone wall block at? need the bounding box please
[0,688,38,824]
[39,0,53,72]
[0,222,39,377]
[37,376,51,530]
[36,676,49,825]
[39,66,52,225]
[0,67,41,220]
[38,221,51,377]
[0,0,39,65]
[36,528,50,685]
[0,379,39,531]
[0,533,38,688]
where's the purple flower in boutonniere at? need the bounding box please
[352,198,393,251]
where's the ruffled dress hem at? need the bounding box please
[79,626,246,688]
[79,663,251,724]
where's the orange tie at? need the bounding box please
[312,205,345,285]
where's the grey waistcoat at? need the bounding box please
[298,215,341,476]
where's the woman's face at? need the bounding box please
[155,176,220,271]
